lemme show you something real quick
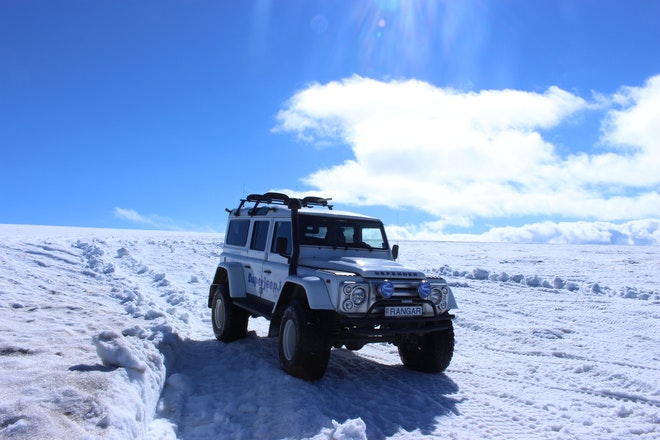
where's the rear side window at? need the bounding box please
[250,221,270,251]
[226,220,250,246]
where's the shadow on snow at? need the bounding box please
[157,332,460,439]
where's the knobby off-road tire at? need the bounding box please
[278,300,331,380]
[211,285,249,342]
[398,321,454,373]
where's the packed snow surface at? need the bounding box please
[0,224,658,439]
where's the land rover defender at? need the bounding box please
[209,193,457,380]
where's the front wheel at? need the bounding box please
[398,322,454,373]
[278,300,331,380]
[211,285,249,342]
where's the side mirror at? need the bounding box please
[275,237,290,256]
[391,244,399,260]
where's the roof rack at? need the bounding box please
[230,192,333,216]
[301,196,332,209]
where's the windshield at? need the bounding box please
[298,214,388,250]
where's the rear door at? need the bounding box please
[244,220,270,297]
[224,219,252,295]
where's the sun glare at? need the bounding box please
[348,0,443,77]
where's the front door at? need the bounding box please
[261,220,291,303]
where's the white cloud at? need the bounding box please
[275,75,660,228]
[387,219,660,245]
[114,208,153,224]
[113,208,220,233]
[113,208,177,230]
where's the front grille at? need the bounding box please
[369,280,420,297]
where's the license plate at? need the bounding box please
[384,306,423,317]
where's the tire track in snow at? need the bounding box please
[448,368,660,409]
[445,390,551,439]
[484,345,660,373]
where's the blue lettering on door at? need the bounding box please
[247,272,282,294]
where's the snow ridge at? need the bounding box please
[430,264,659,300]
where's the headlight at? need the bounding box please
[418,281,432,299]
[351,286,367,305]
[430,287,443,304]
[430,286,450,312]
[342,282,368,307]
[378,281,395,298]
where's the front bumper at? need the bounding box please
[332,298,455,344]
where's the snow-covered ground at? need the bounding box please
[0,224,658,439]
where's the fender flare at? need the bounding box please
[267,275,335,338]
[283,275,334,310]
[208,262,247,307]
[447,288,458,310]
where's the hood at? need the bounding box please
[299,256,426,279]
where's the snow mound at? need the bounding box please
[313,418,368,440]
[93,330,149,372]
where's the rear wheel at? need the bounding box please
[278,300,331,380]
[211,285,249,342]
[398,322,454,373]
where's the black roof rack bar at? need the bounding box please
[262,192,291,205]
[232,193,332,215]
[234,198,248,216]
[246,193,264,203]
[244,194,263,216]
[302,196,333,210]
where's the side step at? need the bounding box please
[233,295,274,320]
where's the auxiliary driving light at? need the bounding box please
[378,281,395,298]
[418,281,432,299]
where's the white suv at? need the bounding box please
[208,193,457,380]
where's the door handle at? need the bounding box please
[264,269,272,274]
[244,264,251,269]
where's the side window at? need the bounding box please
[250,221,270,251]
[226,220,250,246]
[271,221,292,255]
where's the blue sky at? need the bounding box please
[1,0,659,244]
